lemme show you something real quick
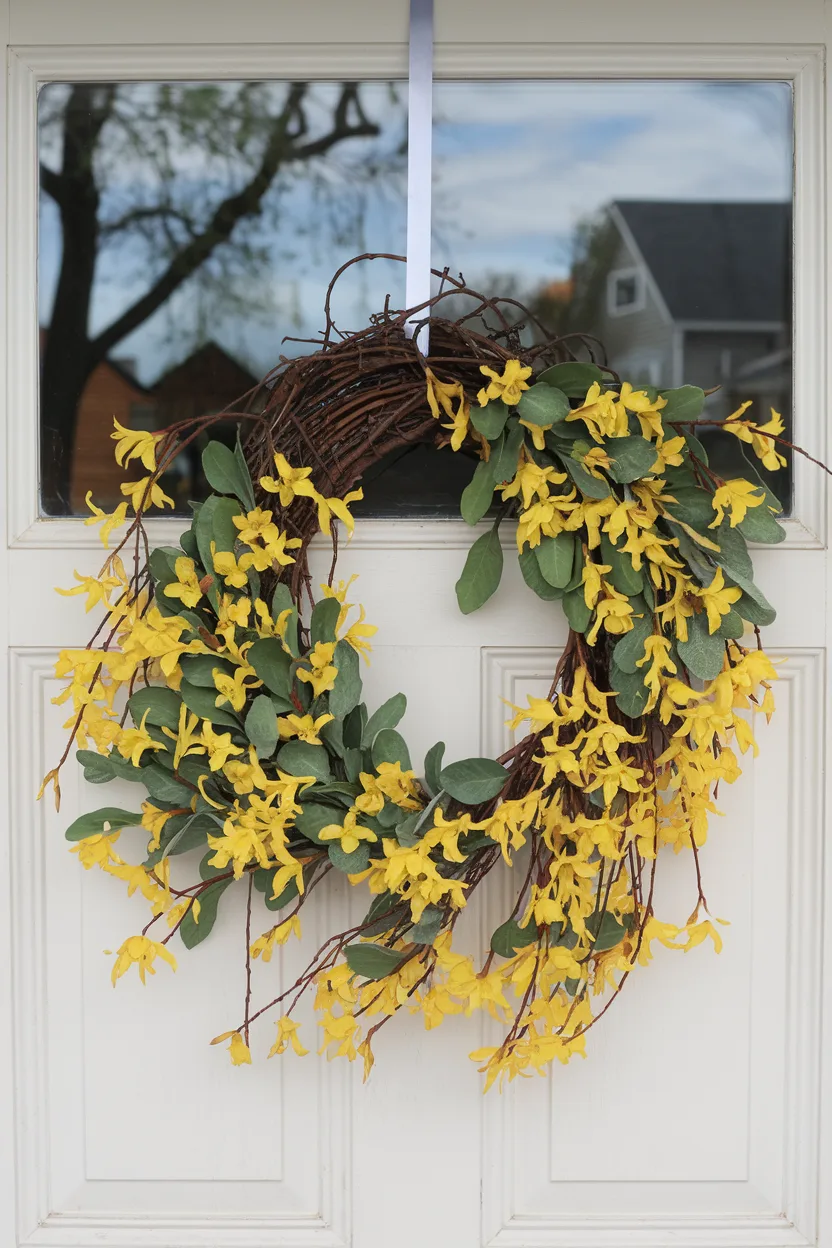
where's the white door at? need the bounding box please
[2,3,830,1247]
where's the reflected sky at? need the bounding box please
[38,78,792,387]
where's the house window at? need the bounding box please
[608,268,644,316]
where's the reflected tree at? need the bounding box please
[39,81,396,508]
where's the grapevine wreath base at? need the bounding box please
[43,258,800,1088]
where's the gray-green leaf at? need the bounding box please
[345,942,407,980]
[470,401,509,440]
[245,694,279,758]
[276,740,331,782]
[455,529,503,615]
[676,611,727,680]
[440,757,507,805]
[363,694,407,747]
[460,459,496,525]
[179,879,232,949]
[516,383,569,426]
[535,532,574,588]
[65,807,145,842]
[329,639,362,718]
[371,728,412,771]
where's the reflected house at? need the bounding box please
[52,338,259,513]
[152,342,259,507]
[592,200,792,421]
[57,344,158,513]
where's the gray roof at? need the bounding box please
[614,200,791,324]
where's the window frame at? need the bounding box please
[606,265,646,317]
[6,42,826,551]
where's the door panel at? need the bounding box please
[2,4,829,1248]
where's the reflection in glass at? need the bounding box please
[38,79,795,520]
[38,80,406,514]
[433,80,794,508]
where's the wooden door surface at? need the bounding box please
[1,3,830,1247]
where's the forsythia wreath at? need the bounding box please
[43,269,800,1088]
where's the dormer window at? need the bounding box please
[608,267,644,316]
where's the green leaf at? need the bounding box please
[179,879,232,949]
[721,567,776,626]
[518,547,564,600]
[491,917,538,958]
[470,401,509,440]
[684,429,710,466]
[128,685,182,732]
[295,801,342,844]
[439,757,507,805]
[737,502,787,545]
[276,740,331,782]
[717,609,745,640]
[535,532,574,588]
[194,495,240,579]
[712,523,753,579]
[201,440,255,511]
[564,457,611,499]
[409,905,444,944]
[198,851,228,881]
[611,604,653,673]
[676,611,727,680]
[660,385,705,423]
[179,679,240,730]
[179,528,200,562]
[244,694,279,758]
[142,764,194,805]
[537,361,604,397]
[328,841,372,873]
[247,637,292,699]
[253,868,300,911]
[489,420,524,484]
[179,654,234,688]
[233,434,257,510]
[329,639,362,718]
[664,487,717,534]
[516,383,569,427]
[162,811,222,859]
[455,529,503,615]
[586,910,628,952]
[311,597,341,645]
[362,694,407,747]
[76,750,118,784]
[600,532,643,596]
[607,435,659,484]
[345,942,407,980]
[562,586,592,634]
[610,662,650,718]
[65,807,145,842]
[423,741,445,797]
[460,459,496,525]
[271,583,300,656]
[371,728,412,770]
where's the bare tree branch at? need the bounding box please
[39,161,67,207]
[90,83,379,361]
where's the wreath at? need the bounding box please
[43,260,803,1088]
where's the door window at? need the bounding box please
[38,78,794,516]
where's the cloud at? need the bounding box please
[431,81,792,282]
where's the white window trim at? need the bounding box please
[5,43,825,554]
[606,265,646,317]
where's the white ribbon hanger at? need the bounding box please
[404,0,434,354]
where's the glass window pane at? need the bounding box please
[432,80,794,511]
[38,80,407,515]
